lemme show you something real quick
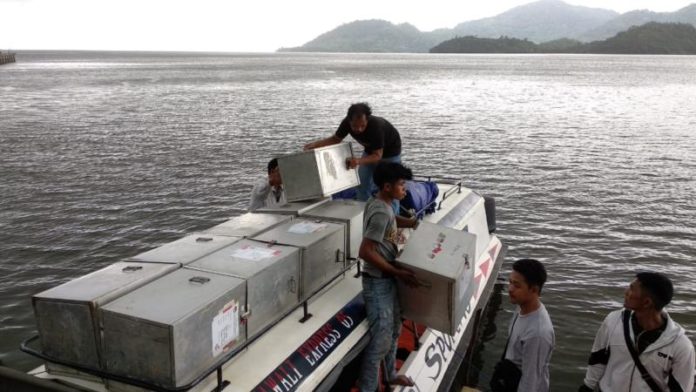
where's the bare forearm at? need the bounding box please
[359,151,382,165]
[396,215,417,228]
[359,243,398,276]
[305,135,341,150]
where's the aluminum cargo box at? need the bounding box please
[187,239,300,339]
[254,198,330,216]
[278,142,360,202]
[201,212,292,238]
[300,199,365,261]
[395,221,477,335]
[32,261,178,371]
[252,219,345,300]
[130,233,240,265]
[101,269,246,388]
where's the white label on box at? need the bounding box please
[231,245,280,261]
[288,222,327,234]
[212,300,239,357]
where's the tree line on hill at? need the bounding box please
[430,23,696,54]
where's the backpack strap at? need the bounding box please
[501,314,519,360]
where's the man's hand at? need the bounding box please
[394,266,419,288]
[345,157,360,169]
[405,216,418,229]
[396,215,418,229]
[303,142,315,151]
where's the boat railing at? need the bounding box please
[404,176,463,217]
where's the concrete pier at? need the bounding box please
[0,51,16,65]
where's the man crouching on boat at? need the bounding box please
[248,158,286,211]
[358,161,418,391]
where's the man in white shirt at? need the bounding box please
[248,158,286,211]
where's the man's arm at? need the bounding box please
[580,315,613,391]
[304,135,343,150]
[668,335,695,392]
[359,238,417,286]
[248,180,271,211]
[346,148,383,169]
[395,215,418,229]
[517,336,552,392]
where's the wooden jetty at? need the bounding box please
[0,51,16,65]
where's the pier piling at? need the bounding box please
[0,51,17,65]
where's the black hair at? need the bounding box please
[267,158,278,174]
[373,161,413,189]
[512,258,547,294]
[636,272,673,310]
[347,102,372,120]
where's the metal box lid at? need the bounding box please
[254,198,330,216]
[33,261,179,304]
[101,269,245,325]
[130,233,240,265]
[278,143,360,202]
[397,222,477,279]
[201,213,292,238]
[251,218,345,249]
[300,199,365,222]
[187,239,300,278]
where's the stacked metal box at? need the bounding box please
[254,198,330,216]
[301,199,365,261]
[101,269,246,388]
[395,221,477,335]
[277,142,360,202]
[252,218,346,300]
[129,233,240,265]
[32,261,179,371]
[188,239,301,339]
[201,212,291,238]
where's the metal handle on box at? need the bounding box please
[189,276,211,285]
[335,249,345,263]
[240,306,251,320]
[288,277,297,293]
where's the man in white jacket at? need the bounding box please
[579,272,695,392]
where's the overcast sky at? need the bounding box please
[0,0,694,52]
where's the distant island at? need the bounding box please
[430,23,696,54]
[278,0,696,53]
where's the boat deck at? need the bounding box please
[23,182,505,392]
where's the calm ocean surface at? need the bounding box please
[1,51,695,391]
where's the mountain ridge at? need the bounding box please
[278,0,696,53]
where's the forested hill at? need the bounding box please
[430,23,696,54]
[581,22,696,54]
[277,20,446,53]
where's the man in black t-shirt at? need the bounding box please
[304,103,402,201]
